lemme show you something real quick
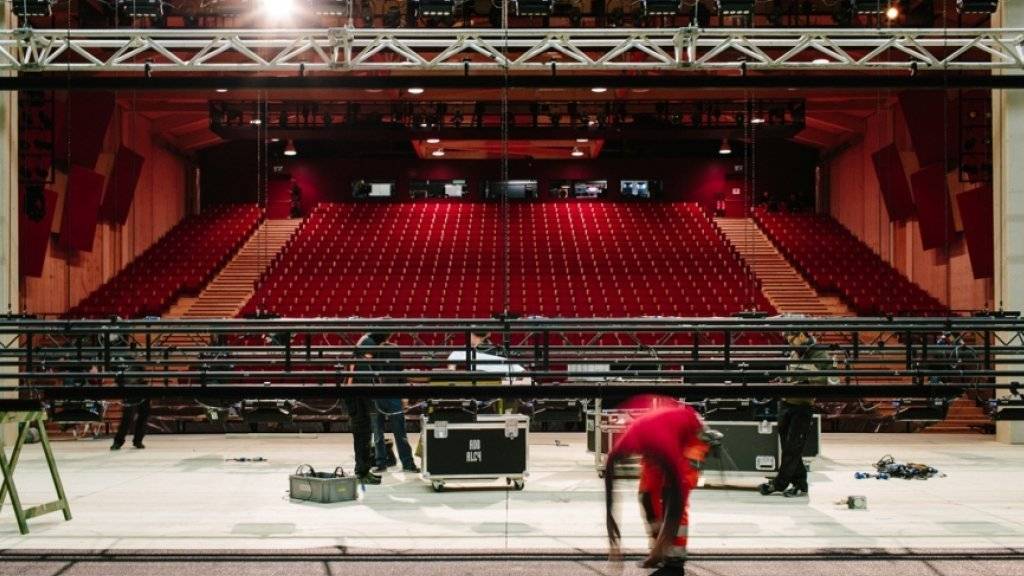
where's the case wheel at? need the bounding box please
[512,479,525,491]
[431,481,445,492]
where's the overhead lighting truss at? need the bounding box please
[2,27,1024,72]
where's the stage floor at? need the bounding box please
[2,432,1024,554]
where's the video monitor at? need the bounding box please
[410,179,469,198]
[352,180,396,198]
[620,180,661,199]
[482,180,539,200]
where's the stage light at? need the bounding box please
[250,118,263,125]
[12,0,53,17]
[117,0,164,18]
[310,0,351,16]
[641,0,680,16]
[426,137,441,144]
[432,148,446,157]
[812,58,830,64]
[261,0,296,20]
[284,140,298,156]
[415,0,455,17]
[719,139,732,155]
[271,137,281,143]
[513,0,553,16]
[957,0,997,13]
[576,138,589,143]
[408,87,425,95]
[216,88,229,93]
[571,147,584,157]
[750,117,765,124]
[885,5,899,19]
[716,0,753,15]
[591,87,608,94]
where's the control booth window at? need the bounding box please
[548,180,607,199]
[620,179,661,199]
[482,180,539,200]
[352,180,396,199]
[411,179,470,199]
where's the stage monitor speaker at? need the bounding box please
[58,166,105,252]
[898,91,959,169]
[871,143,915,221]
[957,185,994,279]
[101,145,145,224]
[910,163,957,251]
[19,185,57,278]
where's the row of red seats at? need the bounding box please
[753,208,948,316]
[67,204,262,319]
[241,200,776,319]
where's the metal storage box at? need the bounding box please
[421,414,530,491]
[289,466,358,503]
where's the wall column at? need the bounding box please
[993,1,1024,444]
[0,3,19,445]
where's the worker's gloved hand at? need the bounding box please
[699,427,724,447]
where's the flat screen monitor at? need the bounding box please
[620,180,660,199]
[574,180,607,198]
[411,179,469,198]
[483,180,538,200]
[352,180,396,198]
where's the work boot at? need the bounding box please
[110,440,124,451]
[649,561,685,575]
[783,485,808,498]
[402,464,421,473]
[758,481,780,496]
[132,441,146,449]
[370,465,388,474]
[358,472,382,485]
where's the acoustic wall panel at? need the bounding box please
[871,143,915,221]
[898,90,959,169]
[58,166,105,252]
[101,145,145,224]
[53,91,115,169]
[957,185,994,279]
[19,185,58,278]
[910,163,957,250]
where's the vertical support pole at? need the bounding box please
[0,0,20,447]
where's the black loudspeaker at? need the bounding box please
[25,184,46,222]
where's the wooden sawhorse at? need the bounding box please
[0,401,72,534]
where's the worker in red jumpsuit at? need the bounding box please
[604,397,713,576]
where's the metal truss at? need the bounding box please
[1,26,1024,73]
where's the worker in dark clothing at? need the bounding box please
[110,334,150,450]
[760,328,831,497]
[604,396,713,576]
[347,332,387,484]
[368,335,419,474]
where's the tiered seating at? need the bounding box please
[753,208,947,316]
[241,201,774,320]
[68,205,262,319]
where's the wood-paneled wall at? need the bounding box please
[21,108,188,316]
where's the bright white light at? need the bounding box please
[751,117,766,124]
[886,6,899,20]
[719,139,732,155]
[576,138,589,143]
[407,87,425,95]
[426,138,441,144]
[250,118,262,125]
[571,147,584,157]
[591,87,608,93]
[432,148,445,157]
[284,140,297,156]
[812,58,830,65]
[261,0,296,20]
[270,137,281,143]
[216,88,229,93]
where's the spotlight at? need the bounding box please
[261,0,296,20]
[591,87,608,94]
[250,118,263,126]
[216,88,229,93]
[311,0,352,16]
[117,0,165,18]
[576,138,589,143]
[513,0,553,16]
[716,0,754,15]
[426,137,441,144]
[885,5,899,19]
[641,0,680,16]
[956,0,998,13]
[284,140,298,156]
[432,148,446,157]
[719,139,732,155]
[750,117,766,124]
[408,87,425,95]
[12,0,53,17]
[571,147,585,157]
[415,0,455,16]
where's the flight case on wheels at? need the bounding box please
[421,413,530,492]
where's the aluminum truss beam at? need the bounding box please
[1,27,1023,73]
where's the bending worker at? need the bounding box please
[604,397,713,576]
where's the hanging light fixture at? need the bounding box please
[571,147,585,157]
[426,138,441,144]
[718,139,732,155]
[284,140,298,157]
[432,148,446,157]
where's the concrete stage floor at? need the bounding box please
[2,433,1023,562]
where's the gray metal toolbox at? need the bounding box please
[289,465,358,503]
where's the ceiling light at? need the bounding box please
[407,87,425,95]
[812,58,830,65]
[576,138,589,143]
[571,147,585,157]
[751,117,766,124]
[261,0,295,20]
[271,137,281,143]
[284,140,297,157]
[426,138,441,144]
[250,118,262,125]
[591,87,608,94]
[719,139,732,155]
[885,5,899,20]
[432,148,446,157]
[216,88,229,93]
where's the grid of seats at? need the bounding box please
[241,201,774,320]
[753,208,947,316]
[68,204,262,319]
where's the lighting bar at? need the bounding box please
[956,0,998,14]
[309,0,351,16]
[415,0,455,17]
[513,0,553,16]
[117,0,165,18]
[11,0,53,17]
[716,0,753,15]
[641,0,681,16]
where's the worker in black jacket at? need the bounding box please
[347,333,387,484]
[110,333,150,450]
